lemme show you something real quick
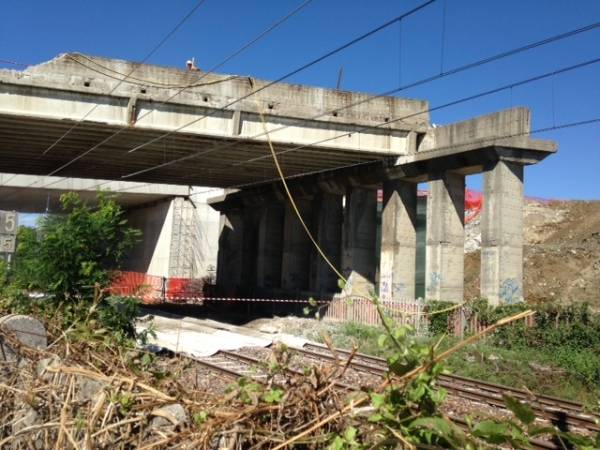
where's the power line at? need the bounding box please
[0,58,29,67]
[45,0,437,180]
[118,21,600,180]
[41,0,208,157]
[38,0,317,182]
[232,56,600,167]
[14,0,314,197]
[67,55,241,88]
[221,116,600,192]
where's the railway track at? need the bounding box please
[192,348,558,449]
[191,344,597,450]
[301,343,599,433]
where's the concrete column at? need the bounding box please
[481,159,524,305]
[216,207,244,296]
[425,172,465,302]
[309,193,343,295]
[281,199,312,292]
[342,187,377,293]
[256,203,284,289]
[379,180,417,301]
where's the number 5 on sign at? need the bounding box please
[0,235,15,253]
[0,211,18,235]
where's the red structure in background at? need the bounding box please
[109,271,207,303]
[377,188,483,223]
[464,189,483,223]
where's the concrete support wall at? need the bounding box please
[481,160,524,305]
[342,187,377,293]
[425,172,465,302]
[281,199,312,292]
[124,201,174,277]
[125,194,220,280]
[380,180,417,301]
[217,208,245,296]
[256,204,284,289]
[309,193,343,295]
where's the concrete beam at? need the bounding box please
[481,160,524,305]
[425,172,465,302]
[380,180,417,301]
[390,108,556,182]
[0,173,189,213]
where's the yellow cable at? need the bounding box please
[257,110,347,285]
[256,88,465,317]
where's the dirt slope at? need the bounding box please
[465,200,600,305]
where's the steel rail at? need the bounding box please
[189,346,566,449]
[300,343,598,432]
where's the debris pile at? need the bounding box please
[465,199,600,304]
[0,314,365,449]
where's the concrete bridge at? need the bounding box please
[0,54,557,304]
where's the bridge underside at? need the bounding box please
[0,114,385,188]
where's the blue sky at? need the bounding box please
[1,0,599,200]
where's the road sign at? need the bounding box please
[0,211,18,235]
[0,211,18,254]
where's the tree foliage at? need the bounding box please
[12,192,140,300]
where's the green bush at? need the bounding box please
[11,192,140,301]
[426,300,455,335]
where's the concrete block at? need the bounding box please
[0,314,47,362]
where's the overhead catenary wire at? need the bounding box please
[116,20,600,181]
[43,0,437,183]
[37,0,317,181]
[67,0,315,90]
[224,116,600,192]
[41,0,208,157]
[17,0,315,194]
[127,55,600,187]
[12,17,600,196]
[231,56,600,167]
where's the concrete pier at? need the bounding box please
[481,159,524,305]
[379,180,418,301]
[216,208,245,296]
[342,187,377,294]
[309,192,343,295]
[425,172,465,302]
[125,195,219,281]
[256,204,284,290]
[281,199,312,292]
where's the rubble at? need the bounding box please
[465,199,600,305]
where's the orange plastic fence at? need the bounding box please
[109,271,205,303]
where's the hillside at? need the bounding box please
[465,199,600,306]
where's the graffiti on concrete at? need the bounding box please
[392,282,405,298]
[499,278,522,304]
[379,274,391,300]
[427,272,441,295]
